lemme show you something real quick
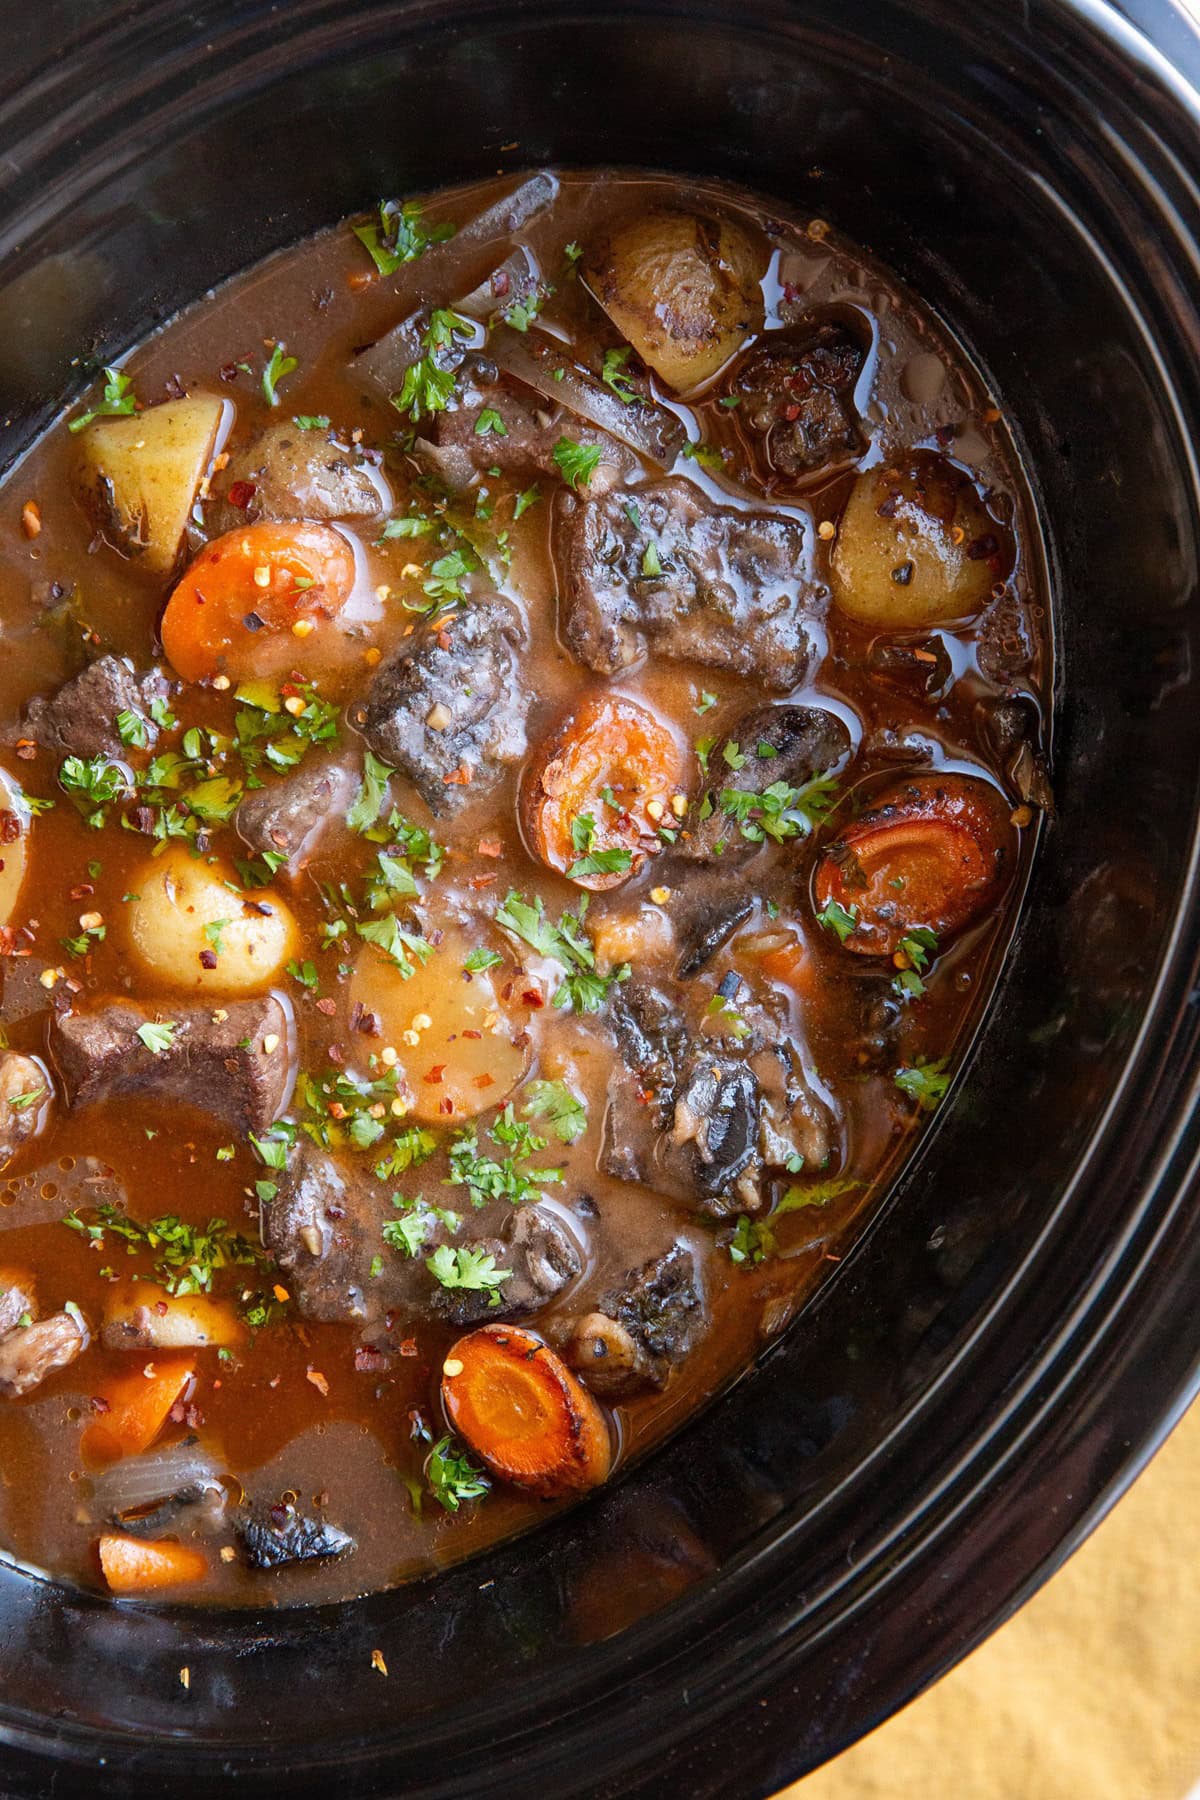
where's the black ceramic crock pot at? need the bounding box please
[0,1,1199,1794]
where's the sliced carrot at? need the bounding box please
[758,932,817,999]
[81,1354,196,1464]
[161,520,355,682]
[441,1324,612,1498]
[98,1531,208,1594]
[520,692,685,891]
[813,773,1014,955]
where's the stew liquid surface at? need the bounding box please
[0,169,1049,1607]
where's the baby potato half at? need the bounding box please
[126,845,298,993]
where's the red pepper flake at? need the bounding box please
[438,1097,455,1115]
[199,949,218,970]
[14,740,37,762]
[461,1028,482,1041]
[424,1064,446,1085]
[468,873,497,889]
[398,1338,418,1358]
[521,988,544,1009]
[67,880,94,899]
[477,837,502,858]
[315,996,337,1017]
[328,1101,348,1120]
[89,1395,111,1415]
[471,1072,495,1089]
[442,764,472,787]
[306,1367,330,1397]
[227,480,256,510]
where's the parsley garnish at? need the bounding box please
[392,309,473,422]
[445,1107,562,1209]
[374,1127,439,1181]
[893,926,939,1001]
[474,407,508,437]
[292,414,330,431]
[426,1434,490,1513]
[894,1057,951,1111]
[463,946,503,974]
[815,897,859,943]
[135,1020,177,1055]
[356,912,433,978]
[68,365,137,434]
[494,889,627,1013]
[513,484,541,520]
[523,1078,587,1145]
[426,1242,511,1301]
[719,773,840,844]
[352,199,454,274]
[601,346,637,404]
[346,750,393,835]
[552,437,602,491]
[63,1201,263,1297]
[261,342,297,408]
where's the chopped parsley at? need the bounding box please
[426,1434,490,1513]
[382,1192,460,1259]
[600,346,637,404]
[374,1126,439,1181]
[135,1020,177,1055]
[445,1107,562,1210]
[502,291,543,333]
[682,439,725,470]
[815,897,859,943]
[68,364,138,434]
[261,342,297,408]
[292,414,330,431]
[463,945,504,974]
[894,1057,951,1112]
[552,437,602,491]
[718,773,840,844]
[893,926,939,1001]
[115,708,149,749]
[63,1202,263,1298]
[474,407,508,437]
[513,484,541,520]
[346,750,393,834]
[695,691,718,715]
[523,1078,588,1145]
[426,1242,511,1301]
[392,309,473,422]
[355,912,433,978]
[60,755,130,829]
[494,889,628,1014]
[352,198,454,275]
[640,541,663,579]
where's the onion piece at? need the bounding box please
[454,246,541,323]
[355,172,560,396]
[486,327,687,468]
[91,1438,221,1517]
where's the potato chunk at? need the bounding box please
[830,450,1008,628]
[75,394,224,574]
[584,210,765,392]
[0,772,31,926]
[126,845,298,992]
[101,1282,244,1350]
[350,923,531,1124]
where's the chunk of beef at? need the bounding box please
[672,872,756,978]
[0,1273,36,1339]
[868,634,954,698]
[428,1206,581,1327]
[233,1498,355,1570]
[0,1051,50,1165]
[359,597,528,814]
[678,703,852,867]
[50,996,293,1134]
[731,325,865,480]
[206,422,389,536]
[566,1244,705,1397]
[558,478,816,687]
[0,1310,87,1397]
[422,359,637,493]
[235,757,358,877]
[22,655,170,759]
[601,980,834,1216]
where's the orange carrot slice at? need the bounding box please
[441,1324,612,1497]
[98,1531,208,1594]
[81,1354,196,1464]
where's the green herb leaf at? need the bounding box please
[552,437,603,491]
[601,346,637,404]
[68,364,137,434]
[426,1434,490,1513]
[135,1020,177,1055]
[894,1057,951,1112]
[523,1078,587,1145]
[473,407,508,437]
[815,897,859,943]
[347,750,393,834]
[261,342,298,408]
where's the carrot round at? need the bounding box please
[441,1324,612,1498]
[98,1531,208,1594]
[161,520,355,682]
[81,1354,196,1464]
[813,772,1014,955]
[520,692,685,891]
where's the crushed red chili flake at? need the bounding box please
[68,880,93,899]
[472,1073,495,1089]
[461,1028,482,1040]
[468,873,497,889]
[442,764,472,787]
[199,949,218,970]
[89,1395,111,1415]
[424,1065,446,1084]
[398,1338,419,1358]
[477,837,502,857]
[438,1097,455,1115]
[14,741,37,762]
[227,480,256,509]
[315,996,337,1017]
[521,988,544,1009]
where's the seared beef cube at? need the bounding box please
[236,757,358,877]
[233,1498,355,1570]
[22,655,170,760]
[558,478,816,687]
[428,1206,581,1327]
[679,703,851,866]
[424,363,635,492]
[567,1244,705,1397]
[262,1142,450,1326]
[0,1051,50,1165]
[664,1055,762,1218]
[360,598,528,814]
[0,1273,36,1339]
[672,872,756,978]
[206,422,387,536]
[50,996,292,1134]
[731,325,865,479]
[0,1310,87,1397]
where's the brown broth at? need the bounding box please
[0,169,1048,1606]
